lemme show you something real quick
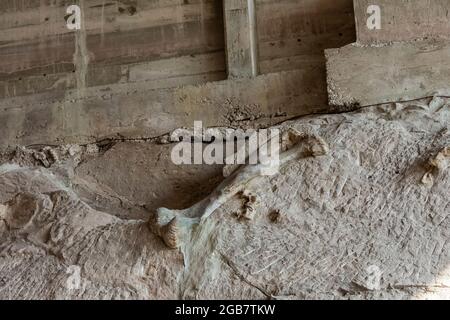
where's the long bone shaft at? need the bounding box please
[149,129,329,249]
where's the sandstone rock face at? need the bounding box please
[0,98,448,299]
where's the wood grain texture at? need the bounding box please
[256,0,356,74]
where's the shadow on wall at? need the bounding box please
[256,0,356,74]
[255,0,356,114]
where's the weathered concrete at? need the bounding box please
[0,52,227,99]
[254,0,356,113]
[0,0,226,98]
[325,39,450,107]
[353,0,450,45]
[256,0,356,74]
[223,0,259,78]
[0,67,328,148]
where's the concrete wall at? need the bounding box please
[354,0,450,44]
[0,0,226,99]
[325,0,450,107]
[256,0,355,74]
[0,68,329,147]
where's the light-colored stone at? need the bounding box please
[429,147,450,171]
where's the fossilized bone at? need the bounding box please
[429,146,449,171]
[421,146,449,187]
[236,190,258,221]
[149,129,329,249]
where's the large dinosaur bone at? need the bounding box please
[421,146,449,187]
[149,129,329,249]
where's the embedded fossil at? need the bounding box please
[32,147,59,168]
[421,146,449,186]
[429,146,449,171]
[149,215,180,249]
[148,129,329,249]
[236,190,258,220]
[421,171,434,187]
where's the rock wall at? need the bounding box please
[0,0,449,301]
[0,98,448,299]
[256,0,355,74]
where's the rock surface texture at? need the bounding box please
[0,98,449,299]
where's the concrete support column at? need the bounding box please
[223,0,259,78]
